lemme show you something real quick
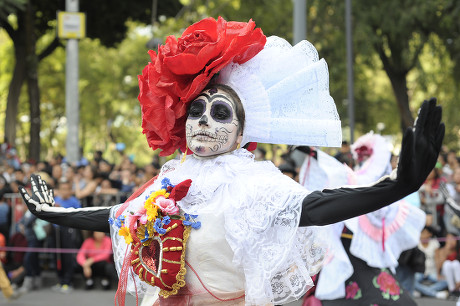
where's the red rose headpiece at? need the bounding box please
[138,17,266,156]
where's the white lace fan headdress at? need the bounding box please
[216,36,342,148]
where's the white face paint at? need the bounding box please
[186,87,242,157]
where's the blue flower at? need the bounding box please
[183,213,200,230]
[161,177,175,190]
[110,215,125,228]
[163,215,171,225]
[191,221,201,229]
[141,227,150,243]
[154,218,166,235]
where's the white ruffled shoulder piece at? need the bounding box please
[217,36,342,148]
[345,200,426,270]
[299,149,354,190]
[352,132,393,185]
[110,149,329,305]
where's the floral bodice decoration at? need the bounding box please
[110,178,200,298]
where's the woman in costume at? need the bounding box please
[300,133,426,305]
[19,17,444,306]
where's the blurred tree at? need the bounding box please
[0,0,182,161]
[352,1,454,131]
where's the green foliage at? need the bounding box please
[37,22,158,164]
[0,0,25,20]
[3,0,460,162]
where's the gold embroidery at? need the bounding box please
[165,223,179,233]
[162,237,183,242]
[131,258,140,265]
[159,225,191,298]
[162,258,181,265]
[139,268,144,281]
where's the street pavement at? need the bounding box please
[1,288,458,306]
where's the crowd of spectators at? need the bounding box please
[0,141,161,295]
[1,139,460,300]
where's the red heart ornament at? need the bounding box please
[130,218,190,298]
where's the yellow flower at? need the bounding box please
[146,205,159,221]
[119,227,133,244]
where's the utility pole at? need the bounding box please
[65,0,80,163]
[293,0,306,44]
[345,0,355,143]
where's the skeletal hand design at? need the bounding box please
[19,174,55,213]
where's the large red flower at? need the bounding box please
[138,17,266,156]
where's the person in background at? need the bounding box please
[3,228,27,289]
[419,166,446,234]
[0,183,11,244]
[17,205,42,294]
[436,232,460,298]
[254,147,267,161]
[414,226,448,299]
[77,231,114,290]
[51,163,63,187]
[334,140,355,169]
[52,178,82,293]
[446,150,459,179]
[92,151,104,167]
[278,154,298,181]
[74,165,101,207]
[5,148,20,170]
[0,232,20,301]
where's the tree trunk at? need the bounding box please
[376,42,415,132]
[386,70,414,131]
[27,64,41,162]
[4,40,26,146]
[24,0,40,162]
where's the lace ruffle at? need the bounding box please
[217,36,342,148]
[110,149,327,305]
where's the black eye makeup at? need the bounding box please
[188,99,205,119]
[211,101,233,123]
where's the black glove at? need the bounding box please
[396,98,445,193]
[300,98,445,226]
[19,174,111,232]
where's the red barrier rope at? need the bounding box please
[0,246,113,254]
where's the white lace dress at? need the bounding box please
[109,149,328,305]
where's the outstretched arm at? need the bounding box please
[19,175,112,233]
[300,98,445,226]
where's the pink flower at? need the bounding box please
[376,270,400,296]
[156,196,179,215]
[134,208,148,225]
[345,282,360,299]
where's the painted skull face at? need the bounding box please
[186,87,242,157]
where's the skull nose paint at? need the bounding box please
[198,115,208,126]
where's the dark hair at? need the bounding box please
[202,83,245,134]
[57,178,72,188]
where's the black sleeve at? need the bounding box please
[299,177,411,226]
[31,206,112,233]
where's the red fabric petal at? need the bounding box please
[169,179,192,202]
[246,142,258,151]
